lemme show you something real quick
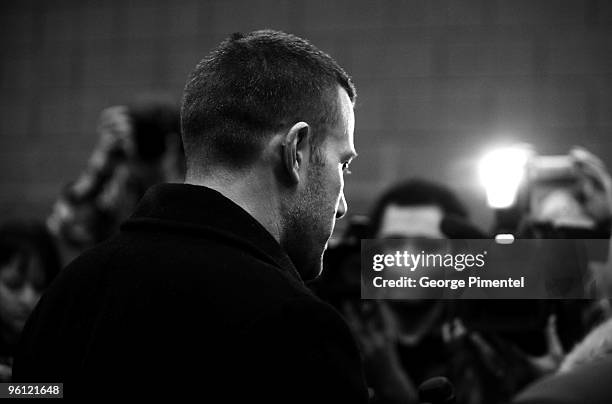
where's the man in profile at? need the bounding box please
[14,30,367,402]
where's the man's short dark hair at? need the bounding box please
[368,179,469,236]
[181,30,356,169]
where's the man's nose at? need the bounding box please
[336,192,347,219]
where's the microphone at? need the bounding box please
[418,376,455,404]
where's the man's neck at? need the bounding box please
[185,170,283,243]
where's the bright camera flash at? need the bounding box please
[479,147,529,208]
[495,233,515,244]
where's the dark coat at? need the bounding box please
[13,184,369,402]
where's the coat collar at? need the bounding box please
[121,183,304,288]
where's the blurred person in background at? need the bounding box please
[47,96,185,266]
[499,148,612,360]
[0,221,60,381]
[511,148,612,404]
[316,179,496,404]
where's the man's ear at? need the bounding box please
[282,122,310,184]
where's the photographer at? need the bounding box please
[47,97,184,266]
[512,148,612,404]
[316,179,508,404]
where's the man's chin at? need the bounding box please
[300,258,324,282]
[286,228,329,281]
[297,249,325,282]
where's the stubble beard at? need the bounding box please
[282,164,335,281]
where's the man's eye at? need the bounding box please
[342,162,352,175]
